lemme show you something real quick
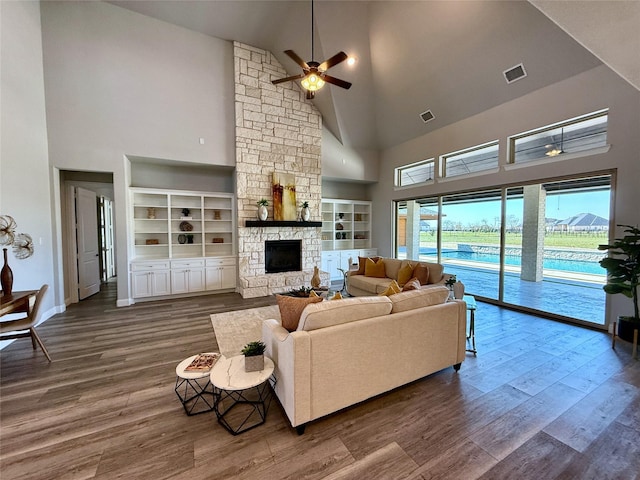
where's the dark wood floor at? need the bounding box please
[1,282,639,480]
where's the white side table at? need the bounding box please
[174,354,216,415]
[210,355,276,435]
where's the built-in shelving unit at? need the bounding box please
[130,188,236,300]
[321,199,372,251]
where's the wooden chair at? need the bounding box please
[0,284,52,361]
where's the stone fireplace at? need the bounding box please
[234,42,328,298]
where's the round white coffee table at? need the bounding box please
[174,354,217,415]
[210,355,275,435]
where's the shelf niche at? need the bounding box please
[245,220,321,227]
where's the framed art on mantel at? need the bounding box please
[272,172,297,221]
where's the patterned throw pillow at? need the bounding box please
[364,257,386,278]
[379,280,401,296]
[276,294,323,332]
[397,262,414,287]
[402,277,421,291]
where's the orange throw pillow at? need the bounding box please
[402,277,421,291]
[397,263,414,287]
[413,264,430,285]
[276,294,323,332]
[364,257,386,278]
[356,256,380,275]
[379,280,401,296]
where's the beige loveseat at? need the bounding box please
[262,287,467,433]
[347,257,450,296]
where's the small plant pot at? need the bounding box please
[244,354,264,372]
[617,316,640,343]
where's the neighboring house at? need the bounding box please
[552,213,610,232]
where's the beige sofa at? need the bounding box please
[262,287,467,433]
[347,257,450,296]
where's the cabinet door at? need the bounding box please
[131,271,152,298]
[171,269,190,294]
[321,251,342,281]
[205,267,221,290]
[219,265,236,289]
[340,250,360,270]
[188,268,205,292]
[152,271,171,296]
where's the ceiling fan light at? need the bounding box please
[301,74,325,91]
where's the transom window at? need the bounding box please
[510,110,608,164]
[395,159,435,187]
[440,141,499,178]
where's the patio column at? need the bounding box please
[521,184,546,282]
[406,200,421,260]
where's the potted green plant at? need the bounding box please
[256,199,268,221]
[598,224,640,342]
[300,201,310,221]
[242,340,266,372]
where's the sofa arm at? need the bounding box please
[262,319,312,428]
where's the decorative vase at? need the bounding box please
[310,265,321,289]
[147,207,155,219]
[453,281,465,299]
[257,205,268,221]
[302,207,310,222]
[244,354,264,372]
[1,248,13,295]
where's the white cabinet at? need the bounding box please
[171,259,205,294]
[131,261,171,298]
[321,251,342,281]
[205,257,236,291]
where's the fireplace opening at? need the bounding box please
[265,240,302,274]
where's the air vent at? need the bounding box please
[503,63,527,84]
[420,110,435,123]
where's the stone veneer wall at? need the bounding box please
[234,42,328,298]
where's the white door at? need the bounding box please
[76,187,101,299]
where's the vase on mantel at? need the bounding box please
[257,205,268,221]
[301,206,310,222]
[1,248,13,296]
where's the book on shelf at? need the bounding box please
[184,353,220,372]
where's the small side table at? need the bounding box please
[463,295,477,355]
[210,355,276,435]
[175,354,216,415]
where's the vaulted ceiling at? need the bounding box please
[110,1,637,152]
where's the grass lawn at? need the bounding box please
[419,231,608,250]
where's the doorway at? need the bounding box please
[60,171,116,304]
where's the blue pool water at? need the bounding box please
[399,247,604,275]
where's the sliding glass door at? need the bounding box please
[394,174,610,326]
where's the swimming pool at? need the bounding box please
[398,247,605,275]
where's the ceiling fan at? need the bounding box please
[271,0,352,99]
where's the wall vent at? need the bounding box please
[420,110,435,123]
[503,63,527,84]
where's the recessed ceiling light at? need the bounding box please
[347,56,356,66]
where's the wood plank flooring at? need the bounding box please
[1,282,639,479]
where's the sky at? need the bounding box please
[421,190,610,227]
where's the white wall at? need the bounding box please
[39,1,236,304]
[370,64,640,326]
[322,127,379,182]
[0,1,57,315]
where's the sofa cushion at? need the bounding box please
[423,262,444,284]
[390,286,450,313]
[402,277,421,291]
[413,264,430,285]
[382,258,403,280]
[365,257,386,278]
[348,274,393,294]
[297,296,393,331]
[276,294,323,331]
[379,280,401,296]
[397,262,414,287]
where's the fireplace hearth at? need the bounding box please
[265,240,302,274]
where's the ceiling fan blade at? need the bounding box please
[272,73,305,85]
[319,51,348,71]
[284,50,309,70]
[322,74,352,90]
